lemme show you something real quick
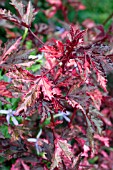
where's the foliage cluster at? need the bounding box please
[0,0,113,169]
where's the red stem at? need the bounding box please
[69,108,77,127]
[103,12,113,25]
[29,28,44,45]
[50,112,57,141]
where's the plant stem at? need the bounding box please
[103,12,113,25]
[22,27,28,42]
[69,108,77,127]
[29,28,44,45]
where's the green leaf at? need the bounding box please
[89,156,99,164]
[26,40,33,49]
[0,125,10,138]
[0,156,5,163]
[0,166,10,170]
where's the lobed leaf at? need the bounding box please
[0,81,13,98]
[22,1,35,26]
[10,0,24,18]
[87,89,102,110]
[50,139,74,170]
[0,0,35,28]
[1,37,21,64]
[0,9,21,26]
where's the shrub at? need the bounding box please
[0,1,113,169]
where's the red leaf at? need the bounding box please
[44,6,57,18]
[0,1,35,27]
[36,76,61,100]
[14,74,61,115]
[47,0,62,6]
[67,98,85,114]
[0,37,21,65]
[68,25,85,46]
[40,40,64,59]
[7,67,36,83]
[97,72,107,92]
[21,160,30,170]
[94,134,109,147]
[87,89,102,110]
[0,9,21,26]
[50,139,74,170]
[82,19,95,29]
[81,144,90,157]
[10,0,24,18]
[11,159,30,170]
[22,1,34,26]
[0,81,13,98]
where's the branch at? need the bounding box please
[28,28,44,45]
[103,12,113,25]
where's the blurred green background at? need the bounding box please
[81,0,113,27]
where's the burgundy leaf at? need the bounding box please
[47,0,62,6]
[0,37,21,65]
[50,139,74,170]
[11,159,30,170]
[0,9,21,26]
[87,89,102,110]
[40,40,64,59]
[0,81,13,98]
